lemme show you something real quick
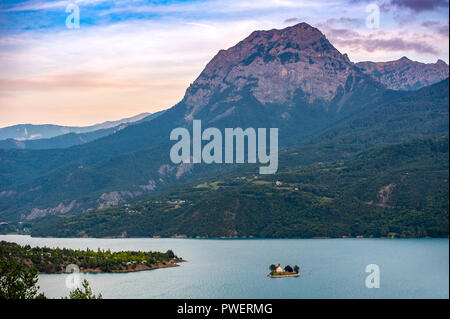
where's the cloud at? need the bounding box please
[321,27,360,38]
[390,0,449,12]
[351,0,449,12]
[0,1,67,12]
[354,37,439,54]
[325,17,364,27]
[0,72,184,91]
[319,25,442,55]
[0,0,108,12]
[350,0,449,14]
[0,16,281,125]
[284,17,299,23]
[98,0,335,17]
[421,20,449,36]
[185,22,217,32]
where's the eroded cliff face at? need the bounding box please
[183,23,365,121]
[27,200,78,220]
[356,57,449,91]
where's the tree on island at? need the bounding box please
[167,250,175,259]
[269,264,276,274]
[294,265,299,274]
[284,265,293,273]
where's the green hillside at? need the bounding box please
[280,78,449,168]
[22,136,448,238]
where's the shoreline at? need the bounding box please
[38,259,187,274]
[1,233,447,240]
[267,273,300,278]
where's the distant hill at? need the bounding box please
[0,112,152,141]
[0,111,165,150]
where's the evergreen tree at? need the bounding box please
[65,279,102,299]
[284,265,293,273]
[0,259,46,299]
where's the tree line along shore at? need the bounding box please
[0,240,184,274]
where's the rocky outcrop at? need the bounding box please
[0,190,16,198]
[139,179,156,191]
[356,57,449,90]
[27,200,77,220]
[97,191,135,209]
[364,183,396,209]
[158,162,194,180]
[376,183,396,208]
[97,180,158,209]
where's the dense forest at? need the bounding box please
[10,136,447,239]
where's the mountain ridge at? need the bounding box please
[0,112,152,141]
[355,57,448,91]
[0,111,166,150]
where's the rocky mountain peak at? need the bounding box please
[355,57,449,91]
[180,22,448,122]
[182,23,361,121]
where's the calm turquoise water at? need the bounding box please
[1,235,448,299]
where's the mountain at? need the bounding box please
[177,23,385,143]
[0,110,165,150]
[0,112,152,141]
[355,57,449,91]
[0,23,448,225]
[23,136,449,238]
[0,126,124,150]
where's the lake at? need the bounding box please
[1,235,448,299]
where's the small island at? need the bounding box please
[0,240,184,274]
[267,264,300,278]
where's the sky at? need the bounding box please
[0,0,448,127]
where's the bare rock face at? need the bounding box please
[27,200,77,220]
[97,191,135,209]
[183,23,360,121]
[158,163,194,180]
[355,57,449,91]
